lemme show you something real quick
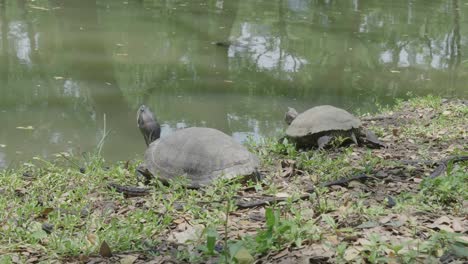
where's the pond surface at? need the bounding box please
[1,0,467,169]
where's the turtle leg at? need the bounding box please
[136,164,153,185]
[278,136,288,144]
[362,129,386,148]
[350,132,359,146]
[252,170,263,182]
[317,135,332,150]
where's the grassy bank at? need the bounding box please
[0,96,467,263]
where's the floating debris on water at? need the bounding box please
[16,126,34,130]
[53,152,71,158]
[29,5,50,11]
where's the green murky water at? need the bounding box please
[1,0,467,169]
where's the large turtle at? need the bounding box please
[284,105,384,149]
[136,105,260,188]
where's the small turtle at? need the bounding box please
[136,105,260,188]
[284,105,384,149]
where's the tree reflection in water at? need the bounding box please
[0,0,466,168]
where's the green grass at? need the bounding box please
[0,95,467,263]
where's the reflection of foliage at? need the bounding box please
[1,0,467,111]
[0,0,466,159]
[230,0,467,102]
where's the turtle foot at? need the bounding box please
[362,130,386,148]
[317,135,333,150]
[136,164,153,185]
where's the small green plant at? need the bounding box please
[419,162,467,208]
[311,186,334,214]
[335,242,349,262]
[321,214,337,231]
[407,95,442,110]
[241,207,320,255]
[361,234,388,263]
[201,226,219,255]
[418,231,462,258]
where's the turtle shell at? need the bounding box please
[286,105,361,138]
[144,127,259,188]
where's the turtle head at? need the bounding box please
[137,105,161,146]
[284,107,299,125]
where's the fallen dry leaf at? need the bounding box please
[86,234,98,246]
[356,238,372,247]
[275,192,290,198]
[25,257,39,263]
[379,214,396,224]
[169,224,204,244]
[343,247,360,261]
[434,216,452,225]
[78,254,90,262]
[173,218,187,225]
[234,246,254,264]
[272,248,290,260]
[326,235,339,245]
[38,208,54,219]
[99,240,112,258]
[452,219,463,232]
[438,225,454,233]
[356,221,379,229]
[280,159,296,178]
[120,255,138,264]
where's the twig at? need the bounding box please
[224,200,230,262]
[361,115,395,121]
[107,183,150,197]
[320,173,371,187]
[97,114,112,156]
[429,156,468,178]
[397,159,436,166]
[59,153,81,169]
[235,186,315,209]
[394,156,468,173]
